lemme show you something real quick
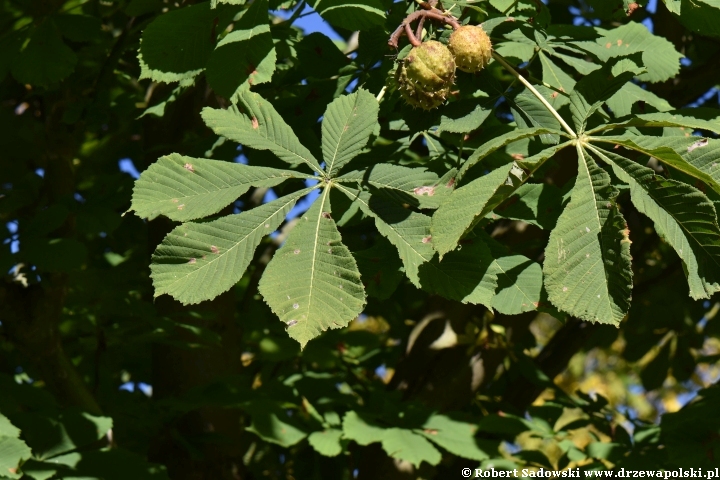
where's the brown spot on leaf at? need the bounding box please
[251,117,259,129]
[184,163,194,172]
[627,2,639,15]
[188,258,196,264]
[551,92,558,98]
[322,212,332,219]
[421,236,432,244]
[414,186,435,196]
[617,39,623,46]
[210,245,219,254]
[606,42,612,48]
[688,138,709,152]
[446,177,456,188]
[511,153,525,160]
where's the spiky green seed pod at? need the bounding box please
[448,25,493,73]
[396,40,455,110]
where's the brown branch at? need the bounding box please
[388,9,461,48]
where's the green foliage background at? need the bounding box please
[1,0,720,478]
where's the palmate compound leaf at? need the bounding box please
[543,144,633,325]
[131,153,309,221]
[337,164,447,209]
[431,163,526,259]
[258,188,365,347]
[322,89,379,178]
[587,145,720,299]
[151,188,312,305]
[202,91,324,174]
[334,184,435,287]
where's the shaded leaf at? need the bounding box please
[418,239,498,307]
[337,164,446,209]
[336,185,435,287]
[420,414,492,461]
[458,127,561,181]
[139,3,238,83]
[432,163,525,258]
[206,0,276,101]
[11,21,76,86]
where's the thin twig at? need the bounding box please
[492,51,577,138]
[388,9,460,48]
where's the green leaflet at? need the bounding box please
[588,145,720,300]
[510,88,563,145]
[493,183,564,230]
[306,0,385,31]
[335,185,435,287]
[606,83,673,118]
[0,414,30,480]
[590,135,720,195]
[151,189,310,305]
[131,153,307,221]
[588,111,720,136]
[589,22,682,83]
[139,3,239,83]
[322,89,379,177]
[418,239,498,307]
[11,20,77,86]
[491,253,545,315]
[432,163,525,259]
[342,411,385,446]
[244,402,310,447]
[342,411,492,464]
[308,429,343,457]
[205,0,276,102]
[259,188,366,347]
[420,414,493,462]
[538,52,576,107]
[353,237,404,300]
[337,164,447,210]
[202,91,324,174]
[457,127,562,181]
[543,145,632,325]
[568,63,638,133]
[381,429,442,468]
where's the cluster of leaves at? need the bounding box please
[133,0,720,343]
[3,0,720,478]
